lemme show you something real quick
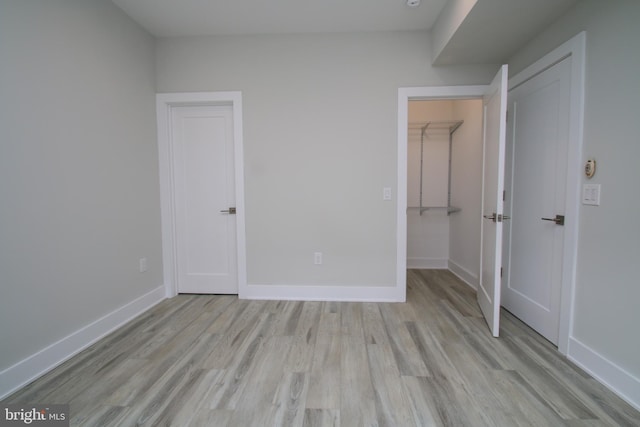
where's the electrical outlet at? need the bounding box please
[314,252,322,265]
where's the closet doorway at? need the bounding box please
[406,99,483,287]
[397,70,510,337]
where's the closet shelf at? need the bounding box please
[408,206,461,214]
[408,120,464,136]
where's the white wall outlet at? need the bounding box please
[582,184,601,206]
[314,252,322,265]
[139,257,148,273]
[383,187,392,201]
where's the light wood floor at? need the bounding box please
[4,270,640,426]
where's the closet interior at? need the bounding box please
[406,99,484,287]
[410,120,464,215]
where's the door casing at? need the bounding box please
[156,91,247,298]
[397,85,487,304]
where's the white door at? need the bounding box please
[502,57,571,345]
[478,65,508,337]
[171,105,238,294]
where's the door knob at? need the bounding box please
[220,207,236,214]
[541,214,564,225]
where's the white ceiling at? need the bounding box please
[111,0,580,64]
[110,0,449,38]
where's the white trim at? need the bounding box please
[448,259,478,290]
[156,91,247,298]
[397,85,488,304]
[407,257,448,270]
[397,90,409,303]
[0,286,165,400]
[244,284,403,302]
[568,337,640,411]
[507,32,585,356]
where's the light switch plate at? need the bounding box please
[383,187,392,201]
[582,184,601,206]
[139,257,148,272]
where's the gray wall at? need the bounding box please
[509,0,640,380]
[156,32,497,287]
[449,99,483,285]
[0,0,161,371]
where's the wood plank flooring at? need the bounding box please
[4,269,640,426]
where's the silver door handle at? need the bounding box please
[541,214,564,225]
[483,213,510,222]
[220,207,236,214]
[483,213,497,222]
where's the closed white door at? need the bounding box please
[478,65,508,337]
[171,105,238,294]
[502,57,571,344]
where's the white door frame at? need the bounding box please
[507,32,585,355]
[156,91,247,298]
[397,85,487,301]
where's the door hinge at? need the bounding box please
[503,190,506,201]
[500,267,503,278]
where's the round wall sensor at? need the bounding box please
[407,0,421,7]
[585,159,596,178]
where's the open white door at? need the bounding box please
[478,65,508,337]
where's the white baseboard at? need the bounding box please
[568,337,640,411]
[407,257,448,270]
[0,285,166,400]
[448,260,478,290]
[241,283,405,302]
